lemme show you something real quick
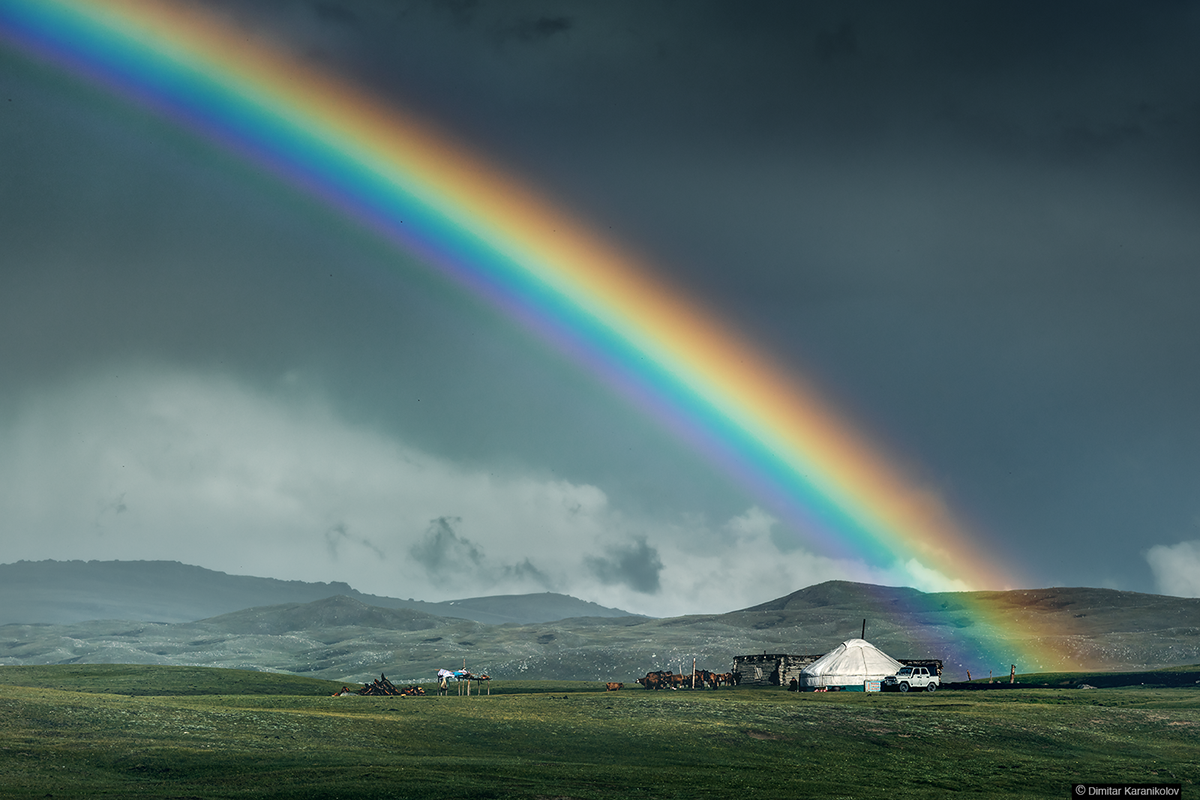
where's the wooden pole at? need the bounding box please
[692,658,697,689]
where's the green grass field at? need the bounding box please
[1,665,1196,799]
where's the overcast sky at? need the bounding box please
[2,0,1199,615]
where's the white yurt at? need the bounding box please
[799,639,902,691]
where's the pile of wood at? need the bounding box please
[355,674,426,696]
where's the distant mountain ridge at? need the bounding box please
[4,563,1195,681]
[2,573,1198,683]
[0,560,640,626]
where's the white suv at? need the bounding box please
[883,666,939,692]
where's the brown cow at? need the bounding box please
[605,682,623,691]
[636,671,674,690]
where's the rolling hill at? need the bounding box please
[2,569,1198,684]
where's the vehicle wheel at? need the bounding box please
[926,683,937,692]
[899,682,909,692]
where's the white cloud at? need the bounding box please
[1146,541,1200,597]
[0,365,926,617]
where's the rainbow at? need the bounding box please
[0,0,1077,673]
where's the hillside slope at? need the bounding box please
[2,582,1197,683]
[718,581,1200,672]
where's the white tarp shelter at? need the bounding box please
[799,639,903,690]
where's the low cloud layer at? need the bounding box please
[409,516,552,590]
[0,366,952,616]
[585,537,663,594]
[1146,541,1200,598]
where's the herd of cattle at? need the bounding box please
[626,669,739,690]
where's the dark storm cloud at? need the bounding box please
[409,517,553,590]
[92,492,129,535]
[505,557,552,587]
[434,0,481,30]
[313,3,357,26]
[4,0,1200,600]
[416,1,571,42]
[585,538,663,595]
[104,493,128,516]
[504,15,571,45]
[325,523,385,561]
[410,517,482,578]
[815,22,857,63]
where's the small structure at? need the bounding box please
[437,667,491,696]
[732,653,824,687]
[799,639,902,691]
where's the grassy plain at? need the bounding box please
[0,665,1196,799]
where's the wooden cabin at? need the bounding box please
[731,653,824,686]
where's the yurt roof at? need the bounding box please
[800,639,903,679]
